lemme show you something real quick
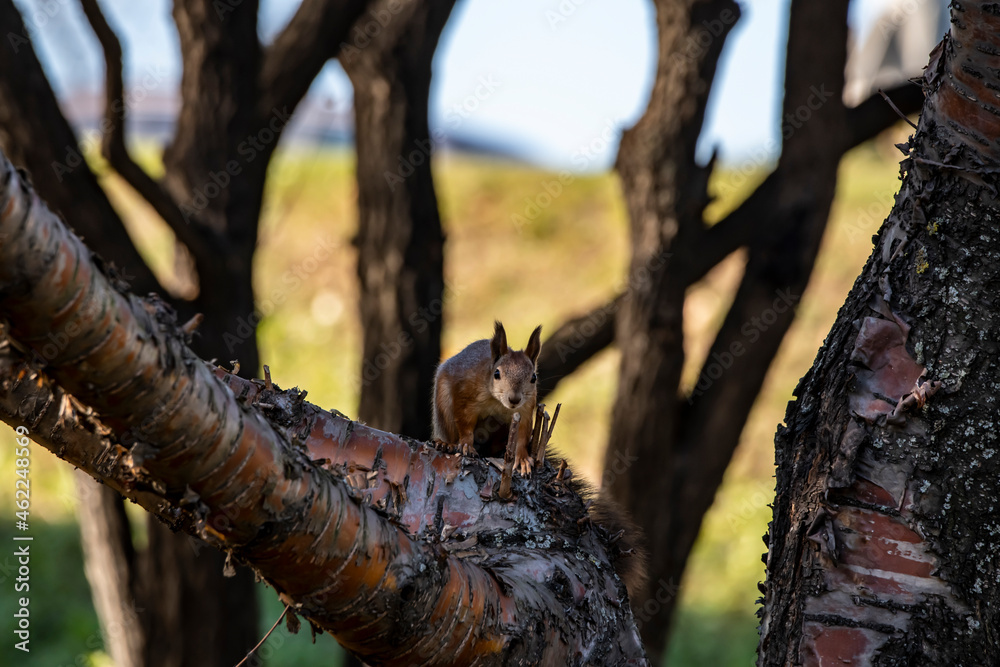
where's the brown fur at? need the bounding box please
[560,474,648,603]
[432,322,542,475]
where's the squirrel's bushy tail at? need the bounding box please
[591,492,649,601]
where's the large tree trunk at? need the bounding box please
[343,0,454,441]
[760,1,1000,663]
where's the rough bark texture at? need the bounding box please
[760,2,1000,664]
[342,0,453,440]
[0,152,648,664]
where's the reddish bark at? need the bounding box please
[760,2,1000,664]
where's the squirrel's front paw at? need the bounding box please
[431,438,459,454]
[514,449,534,477]
[431,438,476,457]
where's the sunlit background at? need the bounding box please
[16,0,942,166]
[0,0,947,665]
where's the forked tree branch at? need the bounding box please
[533,58,925,403]
[0,149,646,665]
[687,83,925,285]
[77,0,216,260]
[675,0,852,575]
[258,0,370,118]
[0,0,162,295]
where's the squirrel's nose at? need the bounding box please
[509,395,521,406]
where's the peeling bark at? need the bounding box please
[761,2,1000,664]
[0,149,647,665]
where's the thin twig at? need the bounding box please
[234,604,289,667]
[878,89,918,130]
[498,412,520,499]
[544,403,561,449]
[530,402,545,461]
[539,411,550,466]
[77,0,214,257]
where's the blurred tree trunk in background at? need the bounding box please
[0,0,368,664]
[343,0,455,441]
[560,0,923,661]
[760,2,1000,663]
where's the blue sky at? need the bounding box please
[17,0,900,171]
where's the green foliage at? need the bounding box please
[0,518,106,667]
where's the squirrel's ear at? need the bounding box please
[490,321,508,363]
[525,325,542,364]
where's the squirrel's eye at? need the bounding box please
[494,369,501,380]
[531,373,537,383]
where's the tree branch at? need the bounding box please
[0,148,648,665]
[258,0,370,117]
[0,0,161,295]
[687,82,925,285]
[537,295,621,402]
[847,81,924,147]
[77,0,216,261]
[675,0,851,573]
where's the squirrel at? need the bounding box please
[432,321,542,475]
[432,321,648,602]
